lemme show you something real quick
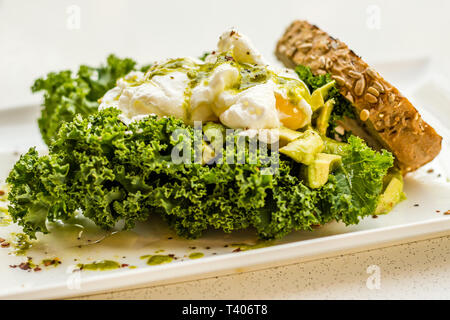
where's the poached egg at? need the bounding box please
[99,29,313,130]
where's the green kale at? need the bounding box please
[7,108,393,240]
[198,52,211,61]
[319,136,394,224]
[295,65,332,91]
[32,54,137,145]
[295,65,355,141]
[6,109,300,238]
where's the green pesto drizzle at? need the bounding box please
[10,232,33,255]
[188,252,204,259]
[231,241,273,251]
[77,260,121,271]
[144,52,310,98]
[0,207,11,227]
[140,254,173,266]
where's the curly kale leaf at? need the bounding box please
[7,108,393,239]
[319,136,394,225]
[7,109,322,239]
[251,163,319,239]
[6,148,76,235]
[31,54,137,145]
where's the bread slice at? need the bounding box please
[276,20,442,172]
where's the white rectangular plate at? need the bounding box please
[0,58,449,300]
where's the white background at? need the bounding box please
[1,0,450,109]
[1,0,450,299]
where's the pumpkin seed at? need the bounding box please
[319,56,326,68]
[345,93,354,103]
[348,70,361,79]
[372,81,384,93]
[367,87,380,97]
[365,67,378,78]
[360,109,370,121]
[365,93,378,104]
[298,43,313,52]
[354,77,366,96]
[332,75,346,86]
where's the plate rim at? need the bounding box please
[1,216,450,300]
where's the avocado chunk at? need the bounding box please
[278,126,303,146]
[279,129,324,165]
[202,140,216,165]
[303,153,342,189]
[375,169,405,214]
[203,122,225,151]
[322,137,348,156]
[309,80,335,111]
[316,98,335,135]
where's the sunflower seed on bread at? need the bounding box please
[275,20,442,172]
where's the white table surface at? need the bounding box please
[1,0,450,299]
[73,234,450,300]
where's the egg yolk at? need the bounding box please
[275,93,306,130]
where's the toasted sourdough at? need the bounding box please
[276,20,442,172]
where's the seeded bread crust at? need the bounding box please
[276,20,442,172]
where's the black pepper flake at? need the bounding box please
[121,264,129,268]
[438,174,442,177]
[232,248,241,253]
[224,56,234,61]
[230,30,236,37]
[189,246,196,250]
[168,254,175,258]
[427,169,434,174]
[414,204,419,207]
[167,237,173,240]
[34,267,42,272]
[19,262,30,270]
[372,215,378,219]
[246,51,250,55]
[205,246,210,250]
[224,245,228,248]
